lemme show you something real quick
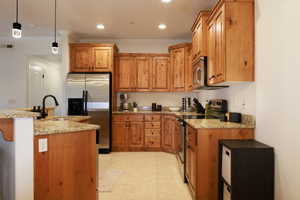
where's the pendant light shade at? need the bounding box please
[12,0,22,38]
[51,0,59,54]
[52,42,59,54]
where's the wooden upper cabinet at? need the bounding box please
[152,56,170,92]
[170,48,185,91]
[169,43,192,92]
[70,45,93,72]
[191,11,210,64]
[69,43,117,73]
[93,47,113,72]
[116,56,136,91]
[207,0,255,85]
[135,56,152,91]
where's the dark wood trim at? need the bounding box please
[0,118,14,142]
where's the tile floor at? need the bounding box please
[98,152,193,200]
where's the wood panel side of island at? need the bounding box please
[0,118,14,141]
[34,130,97,200]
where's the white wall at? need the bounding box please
[0,34,69,113]
[79,38,191,53]
[0,37,58,109]
[27,56,64,115]
[255,0,300,199]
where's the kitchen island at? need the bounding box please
[0,111,99,200]
[33,118,99,200]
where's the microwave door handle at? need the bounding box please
[82,90,86,115]
[196,68,202,84]
[84,90,88,115]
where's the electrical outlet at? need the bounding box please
[38,138,48,152]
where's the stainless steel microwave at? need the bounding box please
[192,57,228,90]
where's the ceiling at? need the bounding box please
[0,0,217,39]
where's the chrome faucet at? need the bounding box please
[40,95,59,119]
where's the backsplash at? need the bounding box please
[116,83,256,115]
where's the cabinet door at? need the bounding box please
[192,29,199,60]
[170,48,185,91]
[207,21,217,85]
[70,46,92,72]
[152,57,170,91]
[197,22,203,56]
[116,56,136,91]
[112,121,128,150]
[93,47,112,72]
[162,116,175,151]
[135,57,152,91]
[128,122,144,148]
[215,9,226,83]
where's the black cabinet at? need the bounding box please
[219,140,274,200]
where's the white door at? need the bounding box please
[28,65,46,107]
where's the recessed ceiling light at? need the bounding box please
[158,24,167,30]
[161,0,172,3]
[96,24,105,29]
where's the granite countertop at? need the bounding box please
[113,110,204,116]
[43,115,91,122]
[184,118,255,129]
[0,110,40,119]
[34,120,99,136]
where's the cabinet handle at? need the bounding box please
[216,73,222,77]
[208,75,216,81]
[244,60,248,67]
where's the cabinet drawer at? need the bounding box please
[113,114,144,122]
[145,122,161,129]
[145,129,161,136]
[145,135,161,148]
[222,146,231,185]
[145,114,161,122]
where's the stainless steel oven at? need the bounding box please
[176,117,187,183]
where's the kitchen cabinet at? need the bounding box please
[112,121,128,151]
[191,11,210,64]
[116,56,136,91]
[185,126,254,200]
[93,47,113,72]
[70,45,93,72]
[128,121,144,149]
[144,114,161,150]
[169,43,193,92]
[207,0,254,85]
[112,114,145,151]
[116,54,170,92]
[136,56,152,91]
[70,43,118,73]
[152,56,170,92]
[162,115,177,153]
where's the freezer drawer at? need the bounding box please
[222,146,231,185]
[223,182,231,200]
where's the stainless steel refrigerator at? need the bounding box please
[66,72,112,153]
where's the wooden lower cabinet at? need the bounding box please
[112,121,128,151]
[128,121,144,150]
[162,115,178,153]
[186,126,255,200]
[34,130,97,200]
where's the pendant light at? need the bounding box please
[51,0,59,54]
[12,0,22,38]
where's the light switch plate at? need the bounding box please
[38,138,48,152]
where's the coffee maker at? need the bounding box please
[119,93,129,111]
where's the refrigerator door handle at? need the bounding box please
[84,90,88,115]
